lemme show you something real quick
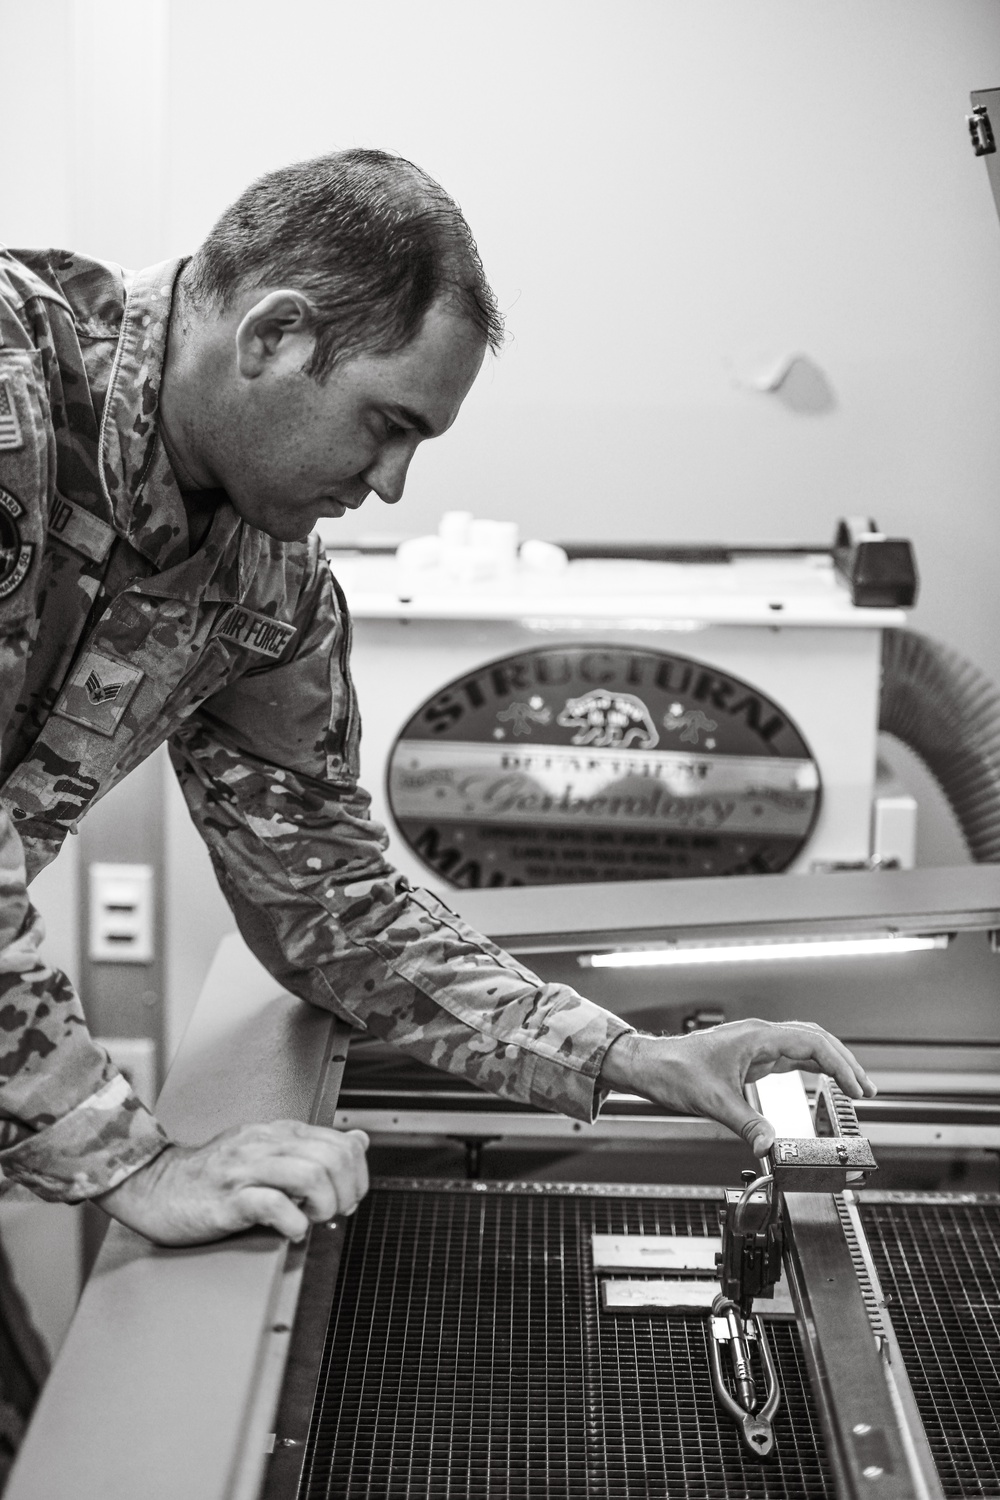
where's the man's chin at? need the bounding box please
[230,501,318,543]
[226,486,360,542]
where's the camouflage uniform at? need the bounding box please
[0,248,633,1203]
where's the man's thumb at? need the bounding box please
[738,1111,774,1159]
[717,1099,774,1159]
[703,1086,775,1157]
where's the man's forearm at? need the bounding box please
[0,894,168,1201]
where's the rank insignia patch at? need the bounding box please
[213,603,297,660]
[0,487,35,599]
[84,669,126,704]
[57,651,143,737]
[0,378,23,451]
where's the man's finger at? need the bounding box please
[265,1125,370,1215]
[333,1129,370,1206]
[272,1132,370,1207]
[271,1134,370,1194]
[251,1156,339,1221]
[703,1088,775,1158]
[239,1185,311,1242]
[270,1121,370,1149]
[762,1025,871,1099]
[787,1025,874,1097]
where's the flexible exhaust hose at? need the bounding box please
[880,628,1000,862]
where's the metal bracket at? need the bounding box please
[969,104,996,157]
[708,1296,781,1459]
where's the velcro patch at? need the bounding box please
[213,603,297,660]
[0,377,23,451]
[48,494,115,564]
[0,487,34,599]
[57,651,143,737]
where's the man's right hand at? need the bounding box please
[96,1121,370,1247]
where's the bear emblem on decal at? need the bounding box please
[556,690,659,749]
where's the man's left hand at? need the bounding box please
[599,1018,876,1157]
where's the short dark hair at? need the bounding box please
[185,148,504,379]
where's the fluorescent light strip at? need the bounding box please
[584,934,948,969]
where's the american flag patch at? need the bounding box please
[0,378,23,451]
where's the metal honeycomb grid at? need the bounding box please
[297,1184,832,1499]
[860,1197,1000,1498]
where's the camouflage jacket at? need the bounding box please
[0,248,632,1202]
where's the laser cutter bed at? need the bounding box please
[9,864,1000,1500]
[262,1180,1000,1500]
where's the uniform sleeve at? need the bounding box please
[169,548,634,1123]
[0,293,168,1201]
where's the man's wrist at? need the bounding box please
[96,1142,173,1216]
[599,1031,646,1092]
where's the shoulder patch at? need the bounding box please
[213,603,297,661]
[0,376,23,451]
[56,650,143,736]
[0,487,34,598]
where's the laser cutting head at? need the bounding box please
[709,1073,879,1459]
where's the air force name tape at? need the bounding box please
[0,487,34,599]
[214,603,297,660]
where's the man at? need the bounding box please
[0,149,873,1247]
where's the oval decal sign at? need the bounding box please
[387,644,821,888]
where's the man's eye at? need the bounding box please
[383,417,407,440]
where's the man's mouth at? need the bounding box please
[322,496,365,515]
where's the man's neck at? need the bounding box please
[159,275,228,551]
[159,276,222,493]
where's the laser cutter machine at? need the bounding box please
[9,91,1000,1500]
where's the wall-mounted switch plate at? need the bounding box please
[89,863,154,963]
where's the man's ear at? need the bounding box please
[235,290,315,378]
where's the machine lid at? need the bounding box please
[328,549,908,627]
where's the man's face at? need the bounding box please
[215,300,486,542]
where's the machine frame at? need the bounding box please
[9,865,1000,1499]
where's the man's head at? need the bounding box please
[165,149,503,541]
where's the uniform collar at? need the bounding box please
[99,258,238,571]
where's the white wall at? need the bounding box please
[3,0,1000,1044]
[0,0,73,247]
[8,1,995,674]
[159,0,1000,680]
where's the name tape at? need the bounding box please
[49,494,115,563]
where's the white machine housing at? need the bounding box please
[330,547,911,893]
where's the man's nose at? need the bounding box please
[363,443,415,506]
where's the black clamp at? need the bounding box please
[969,104,996,157]
[833,516,918,608]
